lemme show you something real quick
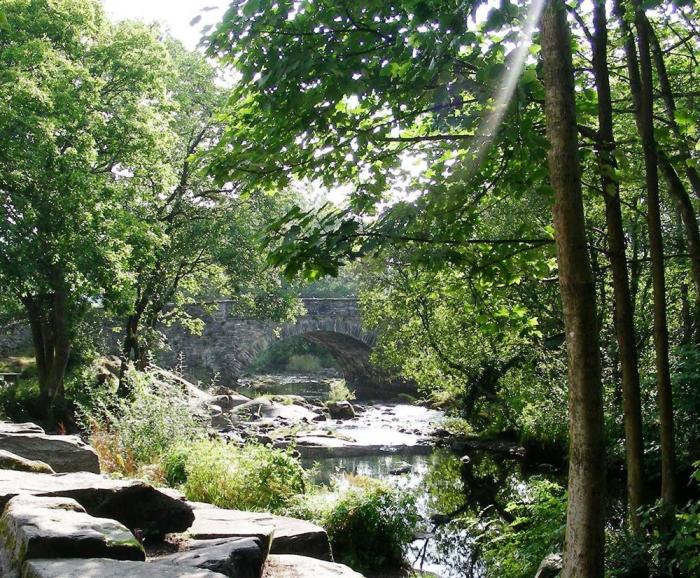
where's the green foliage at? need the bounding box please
[249,335,338,372]
[0,378,40,422]
[607,490,700,577]
[290,477,419,574]
[82,366,204,474]
[286,354,323,373]
[173,439,307,513]
[0,0,172,309]
[478,478,566,578]
[671,345,700,465]
[327,379,355,402]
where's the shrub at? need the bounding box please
[0,377,41,422]
[607,465,700,578]
[327,379,355,402]
[479,478,566,578]
[286,354,322,373]
[290,476,418,574]
[82,366,204,476]
[174,439,307,513]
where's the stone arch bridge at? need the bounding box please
[159,298,395,395]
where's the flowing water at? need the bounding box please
[243,373,556,578]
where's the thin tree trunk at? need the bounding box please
[680,283,692,344]
[117,313,141,396]
[623,0,677,506]
[657,150,700,300]
[541,1,606,575]
[647,21,700,199]
[44,276,71,409]
[590,0,645,534]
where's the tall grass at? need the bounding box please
[165,439,307,513]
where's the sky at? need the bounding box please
[101,0,227,50]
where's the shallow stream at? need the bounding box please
[242,373,556,578]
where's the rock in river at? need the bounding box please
[0,470,194,538]
[0,422,45,435]
[324,401,355,420]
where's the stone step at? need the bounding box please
[187,502,331,561]
[156,537,266,578]
[0,449,54,474]
[0,495,144,572]
[0,429,100,474]
[262,555,365,578]
[22,558,229,577]
[0,470,194,538]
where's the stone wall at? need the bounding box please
[0,323,30,358]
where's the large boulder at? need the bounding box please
[0,431,100,474]
[262,555,365,578]
[0,422,45,435]
[0,449,54,474]
[187,502,331,561]
[0,495,144,569]
[0,470,194,538]
[23,558,228,578]
[158,537,266,578]
[212,394,250,411]
[324,401,355,420]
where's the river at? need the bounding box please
[238,373,558,578]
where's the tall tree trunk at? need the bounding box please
[590,0,646,534]
[117,313,142,396]
[619,0,678,506]
[45,282,70,408]
[541,1,606,575]
[20,283,71,417]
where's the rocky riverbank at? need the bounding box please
[0,420,364,578]
[179,369,442,460]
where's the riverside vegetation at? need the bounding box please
[0,0,699,576]
[76,364,420,576]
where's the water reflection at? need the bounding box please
[242,374,561,577]
[306,449,561,578]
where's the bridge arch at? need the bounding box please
[159,298,384,391]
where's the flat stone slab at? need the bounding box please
[262,555,365,578]
[187,502,331,561]
[231,399,320,423]
[0,495,144,567]
[282,436,433,460]
[0,449,54,474]
[23,558,228,577]
[0,470,194,538]
[158,537,265,578]
[0,431,99,473]
[0,422,45,435]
